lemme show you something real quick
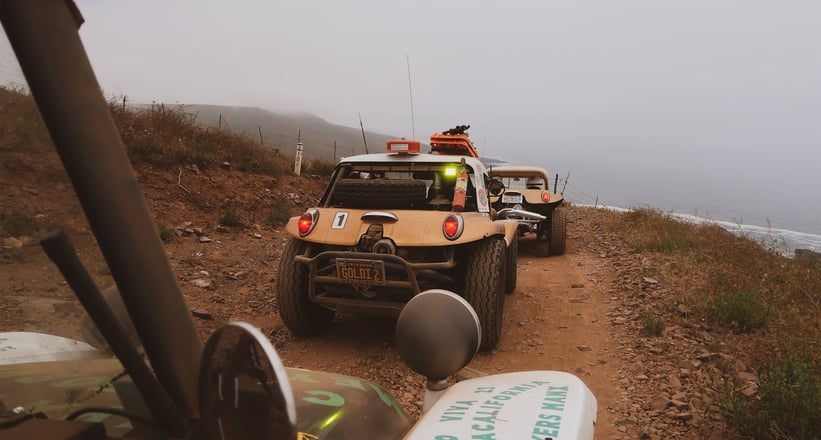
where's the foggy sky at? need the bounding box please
[3,1,820,234]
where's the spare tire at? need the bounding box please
[331,179,427,209]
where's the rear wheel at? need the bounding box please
[548,207,567,256]
[504,233,518,294]
[277,238,334,336]
[461,238,506,350]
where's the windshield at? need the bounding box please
[324,162,486,212]
[499,176,532,190]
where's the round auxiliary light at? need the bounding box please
[442,214,464,240]
[297,209,319,237]
[541,191,550,202]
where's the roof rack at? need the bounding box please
[429,125,478,158]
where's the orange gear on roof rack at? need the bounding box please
[430,124,479,158]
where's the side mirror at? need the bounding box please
[395,289,480,381]
[395,289,480,410]
[198,322,296,439]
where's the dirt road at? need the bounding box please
[248,211,623,438]
[2,162,727,438]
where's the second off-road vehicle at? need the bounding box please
[489,165,568,256]
[277,126,519,349]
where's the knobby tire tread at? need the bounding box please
[548,207,567,256]
[462,238,506,350]
[505,233,518,294]
[277,238,334,336]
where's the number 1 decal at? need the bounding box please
[331,211,349,229]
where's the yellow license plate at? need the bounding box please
[336,259,386,285]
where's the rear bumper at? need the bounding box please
[294,250,457,315]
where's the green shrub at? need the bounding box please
[721,354,820,439]
[711,291,769,333]
[1,210,37,237]
[640,312,665,337]
[266,197,292,227]
[218,206,244,228]
[158,226,176,243]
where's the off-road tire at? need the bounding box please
[332,179,427,208]
[548,207,567,256]
[277,238,334,336]
[504,233,518,294]
[462,238,506,350]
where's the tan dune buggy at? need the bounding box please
[277,126,519,350]
[488,166,567,256]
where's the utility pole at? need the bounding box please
[294,130,304,176]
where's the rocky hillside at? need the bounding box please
[1,86,818,439]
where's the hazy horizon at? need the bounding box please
[2,1,818,235]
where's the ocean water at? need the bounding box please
[581,204,821,256]
[672,214,821,256]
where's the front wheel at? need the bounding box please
[277,238,334,336]
[461,238,506,350]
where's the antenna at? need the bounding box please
[481,125,488,157]
[406,54,416,140]
[359,113,369,154]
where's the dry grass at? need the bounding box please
[604,207,820,438]
[108,100,296,175]
[1,86,337,176]
[1,86,333,240]
[0,86,52,153]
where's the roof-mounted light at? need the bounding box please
[387,140,421,155]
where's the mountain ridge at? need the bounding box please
[143,103,399,163]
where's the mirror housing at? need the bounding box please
[395,289,481,381]
[198,322,296,439]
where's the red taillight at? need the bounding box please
[541,191,550,202]
[442,214,464,240]
[297,209,318,236]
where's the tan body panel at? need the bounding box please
[489,165,551,181]
[286,209,518,247]
[489,188,564,205]
[489,165,564,205]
